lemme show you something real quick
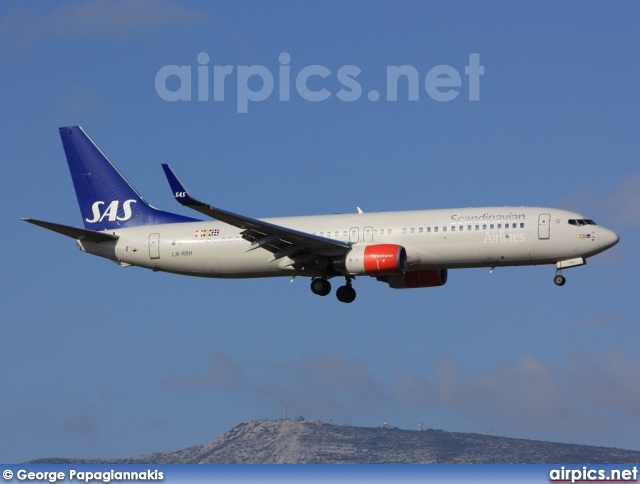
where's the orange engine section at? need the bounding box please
[363,244,407,275]
[379,269,448,289]
[341,244,407,276]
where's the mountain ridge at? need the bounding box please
[27,419,640,464]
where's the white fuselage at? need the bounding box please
[77,206,619,279]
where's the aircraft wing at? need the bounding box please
[161,165,350,261]
[23,218,119,242]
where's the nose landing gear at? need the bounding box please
[554,269,566,286]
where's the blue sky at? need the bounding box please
[1,1,639,463]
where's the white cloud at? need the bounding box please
[61,413,99,443]
[560,172,640,229]
[601,173,640,227]
[164,352,247,393]
[567,350,640,420]
[164,348,640,445]
[428,355,607,439]
[0,0,203,50]
[262,351,393,418]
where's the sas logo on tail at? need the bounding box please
[86,200,137,223]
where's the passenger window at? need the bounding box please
[520,223,524,228]
[335,231,339,237]
[490,224,494,229]
[419,227,423,233]
[475,225,479,230]
[411,228,415,233]
[427,227,431,233]
[497,224,502,229]
[443,226,447,232]
[467,225,472,231]
[403,228,407,234]
[483,224,487,230]
[451,226,456,232]
[434,227,438,233]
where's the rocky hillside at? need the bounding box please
[29,419,640,464]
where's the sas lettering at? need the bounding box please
[175,192,187,198]
[86,199,136,223]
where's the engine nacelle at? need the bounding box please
[378,268,448,289]
[336,244,407,276]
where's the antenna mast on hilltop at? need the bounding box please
[283,405,288,420]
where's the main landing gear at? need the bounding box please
[554,269,566,286]
[310,277,357,303]
[310,277,331,296]
[336,277,356,304]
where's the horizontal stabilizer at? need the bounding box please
[23,218,119,243]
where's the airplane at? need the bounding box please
[24,126,619,303]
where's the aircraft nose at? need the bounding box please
[599,227,620,250]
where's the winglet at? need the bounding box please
[161,164,199,206]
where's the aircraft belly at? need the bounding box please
[217,254,280,275]
[78,239,118,261]
[407,234,533,269]
[528,232,578,261]
[112,227,290,277]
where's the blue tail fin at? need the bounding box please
[60,126,198,230]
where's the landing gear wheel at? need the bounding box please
[554,275,566,286]
[336,285,356,303]
[310,278,331,296]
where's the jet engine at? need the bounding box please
[334,244,407,276]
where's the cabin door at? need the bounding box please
[538,214,550,240]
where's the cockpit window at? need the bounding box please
[568,219,597,227]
